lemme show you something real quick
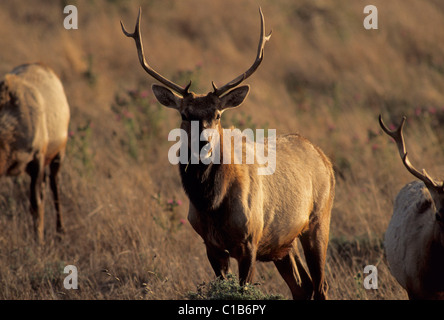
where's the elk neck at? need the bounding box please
[179,127,235,212]
[419,224,444,295]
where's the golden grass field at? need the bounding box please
[1,0,444,300]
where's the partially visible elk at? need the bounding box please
[0,63,70,243]
[380,115,444,299]
[121,8,335,299]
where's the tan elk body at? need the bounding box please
[122,8,335,299]
[380,115,444,299]
[0,63,70,243]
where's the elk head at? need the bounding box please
[379,115,444,233]
[121,7,271,162]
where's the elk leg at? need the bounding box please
[274,242,313,299]
[49,152,64,234]
[206,246,231,279]
[300,221,330,300]
[238,243,257,285]
[27,155,45,244]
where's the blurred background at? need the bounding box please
[1,0,444,299]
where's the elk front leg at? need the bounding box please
[238,243,257,285]
[27,155,45,244]
[206,246,231,279]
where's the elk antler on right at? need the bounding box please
[211,7,272,97]
[379,114,442,189]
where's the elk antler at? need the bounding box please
[121,8,192,96]
[379,114,442,189]
[211,7,272,97]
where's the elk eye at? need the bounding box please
[215,113,221,120]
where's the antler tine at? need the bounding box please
[379,114,441,189]
[212,7,272,97]
[401,154,441,189]
[121,8,191,96]
[378,114,407,158]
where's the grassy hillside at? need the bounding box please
[1,0,444,299]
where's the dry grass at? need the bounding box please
[1,0,444,300]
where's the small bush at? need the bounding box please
[186,273,285,300]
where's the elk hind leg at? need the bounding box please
[49,152,64,234]
[274,242,313,299]
[300,214,331,300]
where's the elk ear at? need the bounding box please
[220,85,250,110]
[152,84,182,110]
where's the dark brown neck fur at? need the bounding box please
[420,227,444,297]
[179,131,234,212]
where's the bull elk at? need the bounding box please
[0,63,70,243]
[380,115,444,299]
[121,8,335,299]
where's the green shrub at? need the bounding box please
[186,273,285,300]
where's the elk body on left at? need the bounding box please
[0,63,70,243]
